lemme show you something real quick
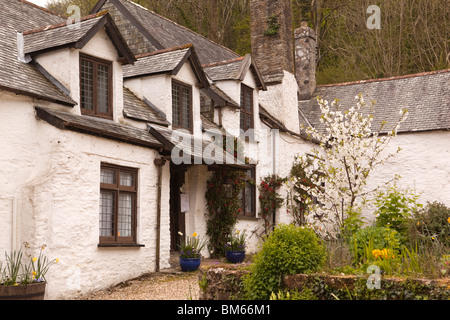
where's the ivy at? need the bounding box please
[264,14,280,36]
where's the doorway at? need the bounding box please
[170,165,186,252]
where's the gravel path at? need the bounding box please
[74,256,226,300]
[76,272,201,300]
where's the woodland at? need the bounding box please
[47,0,450,85]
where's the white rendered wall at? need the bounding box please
[258,71,300,135]
[0,91,171,299]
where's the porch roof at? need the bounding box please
[147,124,251,169]
[35,106,163,149]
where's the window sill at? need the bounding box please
[98,243,145,248]
[238,215,259,221]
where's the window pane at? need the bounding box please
[172,84,180,126]
[245,90,252,112]
[120,171,134,187]
[81,59,94,110]
[97,64,109,114]
[118,193,133,237]
[100,191,115,237]
[245,183,254,214]
[101,168,116,185]
[182,88,190,129]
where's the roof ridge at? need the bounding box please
[202,56,245,68]
[121,0,240,60]
[134,44,192,59]
[318,68,450,88]
[22,10,108,35]
[18,0,68,20]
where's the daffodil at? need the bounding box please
[447,217,450,224]
[192,232,198,237]
[55,258,59,263]
[32,257,37,263]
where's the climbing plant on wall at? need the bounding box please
[205,169,246,257]
[258,175,287,235]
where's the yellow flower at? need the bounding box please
[32,257,37,263]
[417,221,420,227]
[14,283,18,286]
[32,271,36,276]
[447,217,450,224]
[192,232,198,237]
[55,258,59,263]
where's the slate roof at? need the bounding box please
[0,0,76,106]
[36,106,163,149]
[93,0,240,66]
[23,15,103,54]
[300,69,450,134]
[123,87,170,126]
[23,12,136,64]
[203,54,266,90]
[123,45,191,78]
[203,57,245,81]
[147,124,248,167]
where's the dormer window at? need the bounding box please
[80,53,113,119]
[172,80,193,132]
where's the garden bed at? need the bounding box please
[199,266,450,300]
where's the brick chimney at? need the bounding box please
[250,0,294,84]
[294,21,317,100]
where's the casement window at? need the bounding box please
[240,84,254,133]
[172,80,193,132]
[80,54,113,119]
[99,164,138,245]
[239,168,256,218]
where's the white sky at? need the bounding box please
[27,0,50,8]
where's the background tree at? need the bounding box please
[46,0,449,84]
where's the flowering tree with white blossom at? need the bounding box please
[293,94,408,239]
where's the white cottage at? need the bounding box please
[0,0,449,300]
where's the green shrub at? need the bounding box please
[350,226,402,263]
[374,185,422,244]
[242,224,326,300]
[409,201,450,248]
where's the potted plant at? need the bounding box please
[178,232,207,272]
[225,230,247,263]
[0,243,59,300]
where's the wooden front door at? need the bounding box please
[170,165,186,251]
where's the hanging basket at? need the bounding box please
[0,281,46,300]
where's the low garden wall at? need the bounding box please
[199,265,450,300]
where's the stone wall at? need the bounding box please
[295,22,317,100]
[199,266,450,300]
[250,0,294,84]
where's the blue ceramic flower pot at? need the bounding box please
[179,257,201,272]
[226,251,246,264]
